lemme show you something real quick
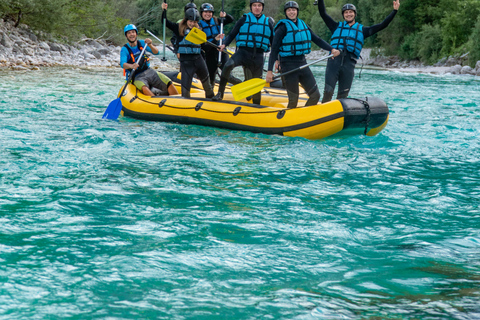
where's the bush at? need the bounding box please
[414,24,443,64]
[467,15,480,67]
[399,33,417,61]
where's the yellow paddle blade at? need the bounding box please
[185,27,207,45]
[231,78,267,101]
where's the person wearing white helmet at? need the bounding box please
[266,1,340,109]
[120,24,178,96]
[318,0,400,102]
[213,0,274,104]
[162,3,216,99]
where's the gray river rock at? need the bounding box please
[1,19,479,77]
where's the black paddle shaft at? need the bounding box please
[272,54,334,80]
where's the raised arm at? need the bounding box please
[317,0,339,32]
[363,10,398,38]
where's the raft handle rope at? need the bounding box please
[133,89,288,116]
[361,97,370,135]
[158,99,166,108]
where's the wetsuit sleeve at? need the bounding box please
[223,14,235,25]
[120,46,129,68]
[224,16,246,46]
[363,10,398,38]
[268,17,275,47]
[267,23,287,72]
[162,10,181,37]
[317,0,338,32]
[309,26,333,52]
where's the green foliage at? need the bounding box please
[415,24,443,64]
[1,0,478,64]
[0,0,135,44]
[467,15,480,67]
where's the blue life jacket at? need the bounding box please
[276,19,311,57]
[124,40,150,78]
[236,12,271,52]
[199,18,221,42]
[177,29,202,55]
[330,21,364,58]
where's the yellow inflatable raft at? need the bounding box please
[119,72,389,140]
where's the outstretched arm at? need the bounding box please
[363,0,400,38]
[318,0,339,32]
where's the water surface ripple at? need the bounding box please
[1,67,479,319]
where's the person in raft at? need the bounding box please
[161,3,216,99]
[266,1,340,109]
[170,2,199,57]
[212,0,274,104]
[120,24,178,96]
[198,3,241,87]
[317,0,400,102]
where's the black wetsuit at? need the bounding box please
[318,0,397,102]
[199,15,241,86]
[213,14,274,105]
[268,21,333,109]
[162,11,214,99]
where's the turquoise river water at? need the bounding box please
[1,66,479,319]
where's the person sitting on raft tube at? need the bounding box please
[120,24,178,96]
[213,0,274,104]
[198,3,241,87]
[162,3,218,99]
[266,1,340,109]
[318,0,400,102]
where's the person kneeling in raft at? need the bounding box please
[121,24,179,96]
[266,1,340,109]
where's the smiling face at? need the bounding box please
[285,8,298,20]
[343,9,356,23]
[251,3,263,15]
[125,30,137,44]
[202,11,213,20]
[187,20,196,29]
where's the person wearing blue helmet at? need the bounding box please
[120,24,178,96]
[198,3,240,87]
[317,0,400,102]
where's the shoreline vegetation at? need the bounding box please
[1,19,480,76]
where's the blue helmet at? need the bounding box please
[200,3,214,13]
[124,24,138,35]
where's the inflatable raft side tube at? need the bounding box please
[340,97,389,132]
[122,107,345,136]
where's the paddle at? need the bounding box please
[230,54,334,101]
[161,0,167,61]
[185,27,231,56]
[217,0,225,66]
[146,30,175,54]
[102,44,148,120]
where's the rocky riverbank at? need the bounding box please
[1,19,480,76]
[306,48,480,76]
[0,20,175,71]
